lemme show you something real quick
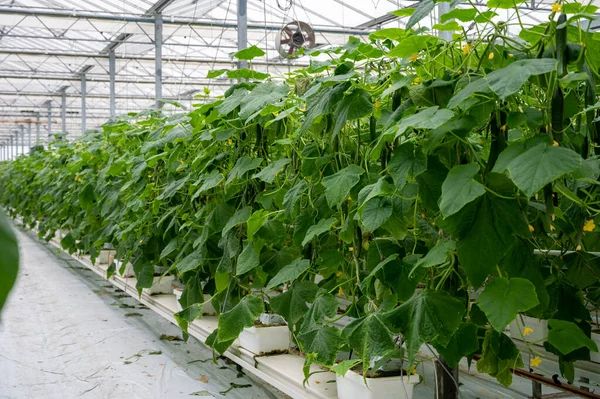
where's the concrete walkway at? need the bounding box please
[0,226,282,399]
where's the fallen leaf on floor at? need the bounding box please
[149,350,162,355]
[124,312,143,317]
[159,334,183,341]
[197,375,209,383]
[219,383,252,396]
[119,304,135,309]
[189,391,212,397]
[188,358,211,364]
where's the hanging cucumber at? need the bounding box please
[551,14,567,144]
[369,115,377,142]
[551,87,565,143]
[556,13,568,78]
[485,109,507,173]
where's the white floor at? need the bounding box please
[0,227,282,399]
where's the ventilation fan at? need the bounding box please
[275,21,316,58]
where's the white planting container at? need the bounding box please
[173,290,217,316]
[336,369,420,399]
[97,249,115,265]
[143,275,175,295]
[591,333,600,363]
[510,315,548,345]
[173,287,183,312]
[238,324,290,355]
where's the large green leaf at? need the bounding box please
[239,82,289,120]
[302,217,337,247]
[176,252,203,274]
[299,325,343,366]
[252,158,291,184]
[405,0,435,29]
[0,209,18,311]
[387,142,427,189]
[504,142,582,198]
[441,8,477,22]
[271,281,319,326]
[486,59,557,100]
[547,319,599,355]
[322,165,364,208]
[333,88,373,134]
[342,314,396,369]
[385,290,465,364]
[246,209,269,241]
[217,296,265,342]
[266,258,310,290]
[222,206,252,237]
[300,290,339,333]
[440,163,486,217]
[415,239,456,269]
[226,157,263,184]
[477,329,523,386]
[397,106,455,137]
[360,197,393,232]
[476,277,539,331]
[388,35,431,58]
[441,189,530,287]
[232,45,265,60]
[236,241,261,275]
[435,323,479,368]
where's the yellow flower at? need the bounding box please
[551,3,562,13]
[584,219,596,232]
[508,53,514,58]
[413,77,421,84]
[550,224,556,231]
[139,239,143,244]
[553,141,559,147]
[551,214,556,222]
[408,53,419,62]
[347,196,352,201]
[388,83,392,88]
[500,125,507,132]
[523,327,534,336]
[577,245,582,251]
[273,111,279,116]
[457,69,463,75]
[410,367,417,375]
[338,287,344,296]
[349,247,354,252]
[227,139,233,145]
[530,356,542,367]
[299,106,306,112]
[462,43,472,55]
[179,159,184,164]
[375,101,381,110]
[488,52,495,60]
[336,271,343,277]
[528,225,535,232]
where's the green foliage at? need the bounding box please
[0,209,18,311]
[2,3,600,384]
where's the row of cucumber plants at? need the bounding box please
[2,1,600,394]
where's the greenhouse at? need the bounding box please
[2,0,600,398]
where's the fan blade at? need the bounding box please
[279,38,290,45]
[288,46,295,55]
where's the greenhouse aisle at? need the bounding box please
[0,227,282,399]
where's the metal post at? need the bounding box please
[9,137,12,160]
[14,132,18,158]
[154,12,162,109]
[36,112,40,145]
[47,101,52,139]
[61,91,67,133]
[109,49,116,117]
[437,2,453,41]
[28,122,32,153]
[237,0,248,70]
[20,125,24,155]
[81,73,87,134]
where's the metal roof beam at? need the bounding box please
[0,73,234,86]
[0,90,198,100]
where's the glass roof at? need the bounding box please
[0,0,595,142]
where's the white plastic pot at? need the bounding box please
[173,287,183,312]
[336,369,420,399]
[97,249,115,265]
[591,332,600,363]
[143,275,175,295]
[509,315,547,345]
[173,291,216,315]
[238,324,290,355]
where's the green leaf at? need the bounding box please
[435,323,479,368]
[226,157,263,184]
[300,290,339,333]
[302,217,337,247]
[0,209,18,311]
[441,190,530,287]
[385,290,465,364]
[406,0,435,29]
[369,28,407,42]
[252,158,291,184]
[477,329,523,386]
[236,241,261,275]
[222,206,252,237]
[60,232,75,251]
[239,82,289,120]
[217,296,265,342]
[321,165,364,208]
[247,209,269,241]
[217,88,249,115]
[271,281,318,325]
[387,142,427,189]
[342,313,396,369]
[299,84,346,134]
[174,303,202,338]
[415,239,456,269]
[440,8,477,22]
[360,197,393,232]
[547,319,599,355]
[266,258,310,290]
[197,170,223,194]
[207,69,227,78]
[226,69,269,80]
[486,59,557,100]
[390,8,415,17]
[333,88,373,134]
[397,106,455,137]
[432,21,462,31]
[476,277,539,331]
[78,183,95,207]
[330,359,360,376]
[504,142,582,198]
[232,45,265,60]
[487,0,527,9]
[299,325,343,366]
[447,77,491,109]
[176,252,203,274]
[440,163,486,217]
[159,238,179,260]
[388,35,431,58]
[358,177,394,209]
